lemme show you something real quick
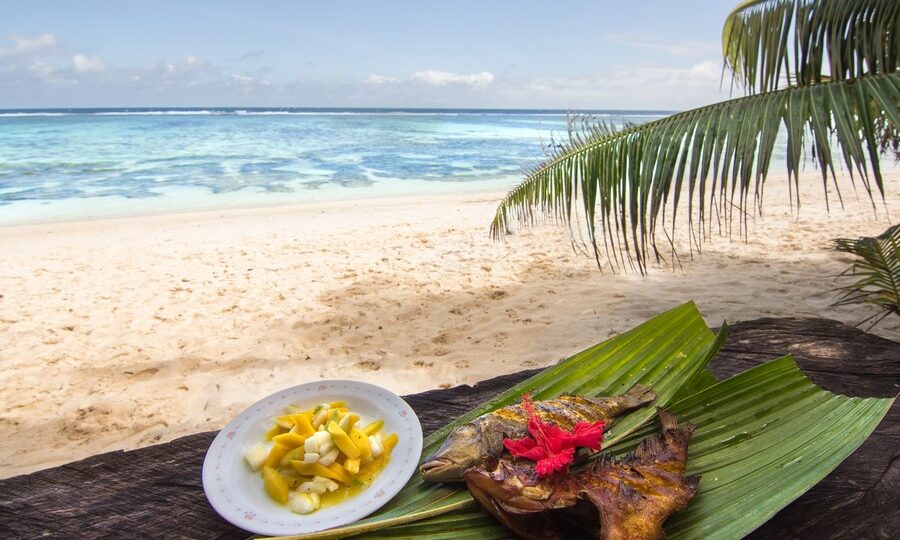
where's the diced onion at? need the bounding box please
[318,440,334,454]
[312,408,329,428]
[312,431,331,446]
[298,480,327,495]
[304,437,318,453]
[291,492,319,514]
[369,435,383,458]
[243,442,269,471]
[318,448,339,466]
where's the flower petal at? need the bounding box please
[534,447,575,477]
[504,436,539,457]
[570,421,605,450]
[501,395,607,478]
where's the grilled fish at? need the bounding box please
[464,456,583,540]
[464,409,700,540]
[420,384,655,483]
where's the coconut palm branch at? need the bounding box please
[491,0,900,273]
[832,223,900,328]
[275,303,894,540]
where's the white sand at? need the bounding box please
[0,170,897,478]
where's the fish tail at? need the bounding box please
[656,406,696,436]
[623,383,656,406]
[656,406,678,431]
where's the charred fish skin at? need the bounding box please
[465,457,579,514]
[418,414,515,483]
[580,409,700,540]
[463,409,699,540]
[465,459,584,540]
[493,384,658,431]
[420,384,656,483]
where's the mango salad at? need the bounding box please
[244,401,398,514]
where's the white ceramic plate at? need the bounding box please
[202,380,423,536]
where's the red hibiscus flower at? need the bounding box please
[503,394,605,477]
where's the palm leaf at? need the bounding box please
[832,223,900,328]
[350,356,893,539]
[723,0,899,94]
[491,73,900,273]
[493,0,900,272]
[260,302,728,539]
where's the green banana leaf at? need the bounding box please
[353,357,893,539]
[264,302,893,539]
[265,302,726,539]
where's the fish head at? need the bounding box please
[464,458,581,540]
[464,458,577,513]
[420,424,484,482]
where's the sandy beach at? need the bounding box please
[0,169,897,478]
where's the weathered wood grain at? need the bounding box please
[0,318,896,539]
[710,318,899,540]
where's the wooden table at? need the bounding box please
[1,318,897,539]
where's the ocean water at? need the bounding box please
[0,108,669,226]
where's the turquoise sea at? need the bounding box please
[0,108,671,226]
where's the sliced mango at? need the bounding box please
[328,410,342,426]
[275,415,296,429]
[265,424,286,441]
[344,457,360,475]
[349,427,372,463]
[327,421,361,459]
[327,462,352,483]
[257,402,397,513]
[262,466,290,504]
[290,460,350,484]
[357,455,385,481]
[264,443,290,469]
[279,447,306,467]
[290,414,315,436]
[272,432,306,449]
[383,432,398,454]
[362,419,383,436]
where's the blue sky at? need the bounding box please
[0,0,738,109]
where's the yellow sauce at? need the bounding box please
[318,454,390,508]
[250,401,397,514]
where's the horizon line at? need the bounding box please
[0,106,677,113]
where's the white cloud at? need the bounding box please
[410,70,494,86]
[72,53,106,73]
[365,73,400,84]
[0,32,735,110]
[365,70,494,87]
[230,73,253,84]
[688,60,721,79]
[0,33,58,57]
[27,61,55,77]
[507,60,728,109]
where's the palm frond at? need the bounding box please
[491,73,900,273]
[832,223,900,328]
[352,355,893,540]
[875,113,900,159]
[265,304,893,540]
[723,0,900,94]
[265,302,726,539]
